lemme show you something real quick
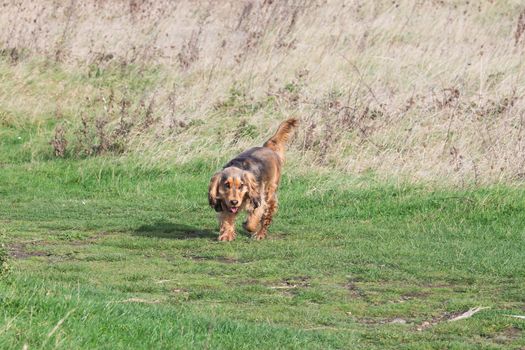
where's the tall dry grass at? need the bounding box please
[1,0,525,183]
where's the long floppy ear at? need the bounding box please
[208,172,223,212]
[243,171,261,209]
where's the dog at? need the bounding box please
[208,118,298,241]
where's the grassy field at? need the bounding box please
[2,1,525,182]
[1,1,525,348]
[1,133,525,348]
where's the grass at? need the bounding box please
[1,145,524,348]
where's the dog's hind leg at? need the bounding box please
[255,194,277,240]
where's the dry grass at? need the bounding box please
[1,0,525,183]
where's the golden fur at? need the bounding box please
[208,118,299,241]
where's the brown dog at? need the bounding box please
[208,118,298,241]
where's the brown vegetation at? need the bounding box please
[1,0,525,183]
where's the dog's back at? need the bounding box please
[224,118,298,184]
[224,147,281,184]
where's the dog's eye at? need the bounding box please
[239,183,245,188]
[224,183,230,189]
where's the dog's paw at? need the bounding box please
[218,233,235,241]
[253,232,266,240]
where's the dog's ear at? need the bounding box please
[243,172,261,209]
[208,172,223,212]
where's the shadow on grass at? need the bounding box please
[133,221,217,240]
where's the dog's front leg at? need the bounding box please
[218,212,237,241]
[243,205,265,234]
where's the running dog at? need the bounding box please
[208,118,298,241]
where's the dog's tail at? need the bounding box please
[263,118,299,159]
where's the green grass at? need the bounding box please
[1,145,524,349]
[0,55,524,347]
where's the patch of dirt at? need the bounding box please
[415,312,457,331]
[389,318,407,324]
[492,326,522,344]
[358,307,490,328]
[415,307,489,331]
[184,254,241,264]
[270,276,311,293]
[282,276,310,287]
[346,277,370,301]
[7,243,50,259]
[346,282,368,299]
[7,231,109,260]
[503,326,521,338]
[358,317,410,325]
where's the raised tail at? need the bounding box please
[263,118,299,159]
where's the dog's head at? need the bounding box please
[208,167,261,213]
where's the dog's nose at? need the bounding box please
[230,200,238,206]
